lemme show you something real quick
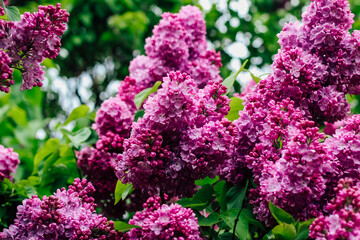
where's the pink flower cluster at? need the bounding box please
[128,196,201,239]
[0,144,19,181]
[245,0,360,123]
[129,5,221,90]
[114,71,232,197]
[0,4,69,92]
[310,178,360,240]
[0,178,124,239]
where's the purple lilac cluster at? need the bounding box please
[92,96,134,138]
[77,131,127,218]
[325,114,360,180]
[244,0,360,123]
[0,4,69,92]
[129,5,221,90]
[222,97,334,224]
[114,71,232,197]
[0,178,125,239]
[0,145,19,181]
[128,196,201,240]
[309,178,360,240]
[0,50,13,93]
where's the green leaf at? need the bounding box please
[134,109,145,122]
[41,148,60,184]
[263,231,275,240]
[7,105,27,126]
[219,232,239,240]
[61,127,91,148]
[242,208,267,231]
[33,138,60,174]
[269,201,295,225]
[272,223,297,240]
[24,185,37,198]
[64,105,90,126]
[114,180,132,205]
[112,221,141,232]
[222,59,248,95]
[226,97,244,121]
[226,179,248,210]
[195,176,219,186]
[220,209,249,240]
[245,70,261,84]
[134,81,161,109]
[294,218,314,240]
[5,6,20,21]
[198,212,221,226]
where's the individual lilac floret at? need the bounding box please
[0,145,19,181]
[93,96,134,137]
[309,178,360,240]
[128,196,201,240]
[0,178,125,239]
[129,5,222,90]
[325,114,360,180]
[3,4,69,91]
[0,50,13,93]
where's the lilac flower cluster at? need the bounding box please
[0,50,13,93]
[0,144,19,181]
[92,96,134,138]
[243,0,360,123]
[128,196,201,239]
[0,4,69,92]
[0,178,124,239]
[77,132,126,218]
[129,5,221,91]
[325,114,360,180]
[114,71,232,197]
[309,178,360,240]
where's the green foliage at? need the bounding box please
[222,59,248,95]
[134,81,162,109]
[112,221,141,232]
[266,202,314,240]
[226,97,244,121]
[114,180,133,205]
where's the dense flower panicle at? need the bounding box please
[137,71,198,139]
[309,178,360,240]
[309,86,350,122]
[115,71,231,197]
[129,5,221,90]
[93,96,134,137]
[180,119,237,179]
[193,80,230,126]
[0,50,13,93]
[117,76,141,113]
[0,179,124,239]
[2,4,69,91]
[325,114,360,181]
[0,145,19,181]
[128,196,201,240]
[0,6,4,16]
[252,120,335,224]
[76,145,124,218]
